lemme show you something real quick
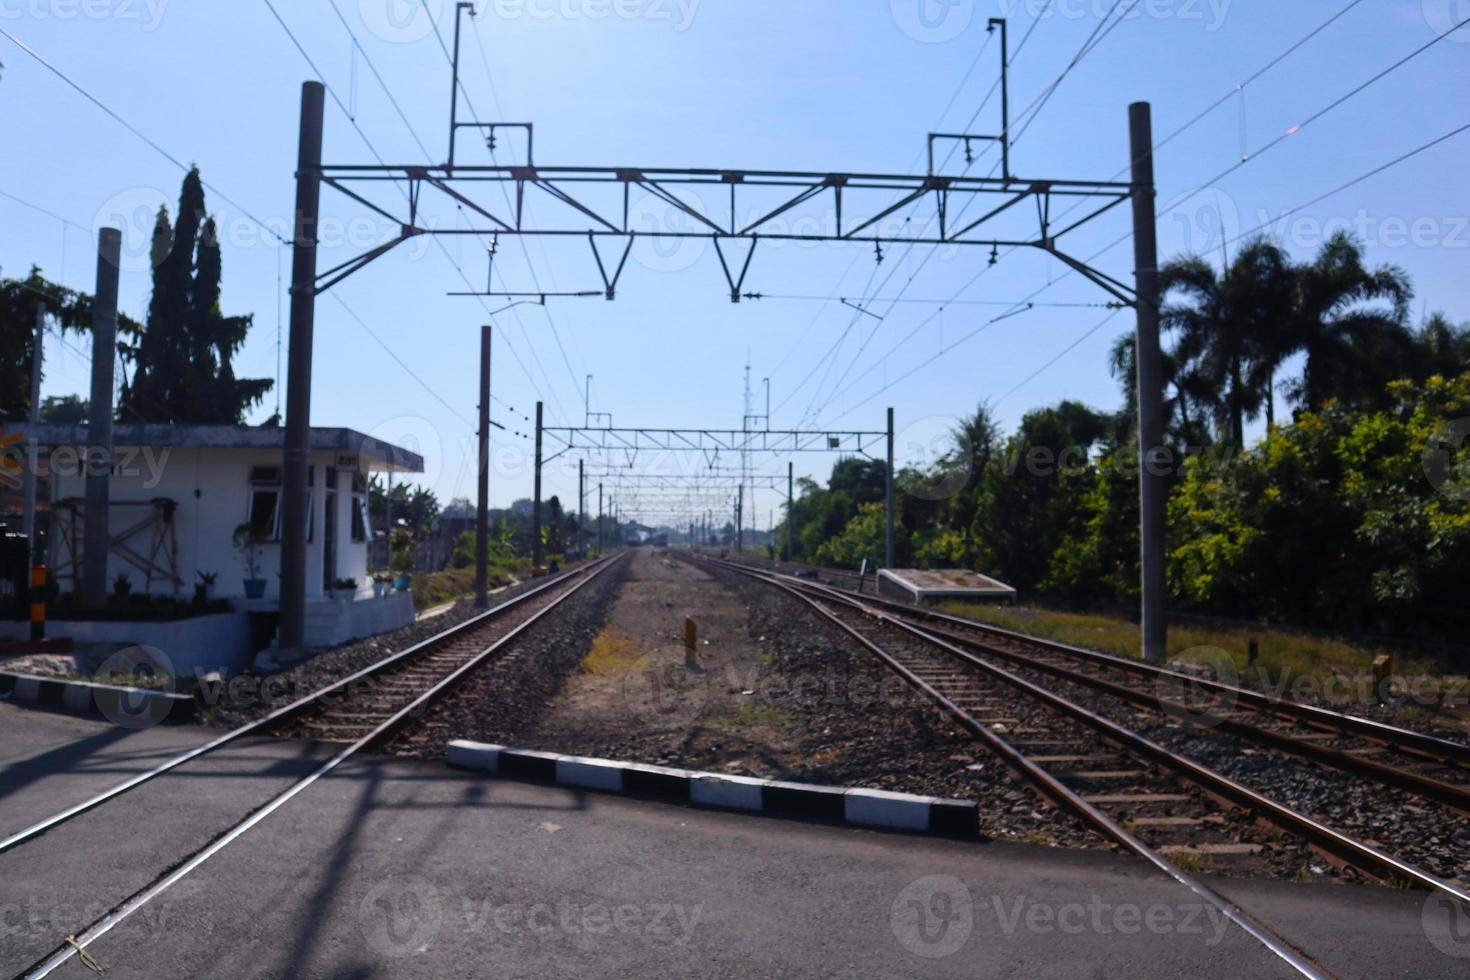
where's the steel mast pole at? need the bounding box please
[786,461,794,562]
[475,325,492,608]
[884,407,895,569]
[532,401,544,568]
[1130,102,1167,664]
[81,228,120,610]
[279,81,325,650]
[21,304,44,559]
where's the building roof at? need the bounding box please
[13,424,423,473]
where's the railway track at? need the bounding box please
[722,555,1470,810]
[698,553,1470,979]
[761,560,1470,808]
[5,554,625,978]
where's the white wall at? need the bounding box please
[50,447,375,601]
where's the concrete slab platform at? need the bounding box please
[1,704,1466,977]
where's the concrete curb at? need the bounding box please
[0,671,197,724]
[447,740,978,838]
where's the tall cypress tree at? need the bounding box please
[119,168,272,423]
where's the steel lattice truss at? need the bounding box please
[541,426,886,467]
[315,158,1135,302]
[586,473,789,490]
[305,11,1136,305]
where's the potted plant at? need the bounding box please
[233,523,269,599]
[195,571,218,604]
[331,577,358,602]
[373,572,392,598]
[390,527,414,591]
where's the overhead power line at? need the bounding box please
[0,26,290,246]
[817,4,1459,423]
[260,0,577,426]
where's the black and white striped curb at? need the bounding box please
[0,671,196,724]
[448,740,978,837]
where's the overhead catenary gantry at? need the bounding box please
[277,10,1169,664]
[533,410,895,567]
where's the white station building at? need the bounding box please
[3,424,424,673]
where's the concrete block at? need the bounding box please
[556,755,625,791]
[690,773,766,811]
[844,787,934,831]
[447,740,503,772]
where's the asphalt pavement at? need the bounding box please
[2,700,1466,978]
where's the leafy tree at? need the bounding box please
[973,401,1111,593]
[118,168,272,423]
[40,395,90,424]
[0,268,140,421]
[1168,375,1470,637]
[1410,313,1470,383]
[815,501,886,568]
[369,477,440,535]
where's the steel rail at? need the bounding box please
[0,557,615,856]
[714,558,1470,906]
[696,557,1329,980]
[20,552,626,979]
[862,606,1470,816]
[744,557,1470,769]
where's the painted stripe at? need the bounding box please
[556,756,625,791]
[0,673,195,723]
[62,684,92,714]
[30,603,45,622]
[844,788,935,831]
[497,748,560,782]
[760,780,848,820]
[446,741,977,836]
[929,799,980,837]
[689,773,765,811]
[447,740,502,771]
[623,764,692,800]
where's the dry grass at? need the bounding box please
[937,600,1448,706]
[579,626,644,676]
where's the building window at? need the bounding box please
[351,473,369,543]
[248,465,314,541]
[247,466,282,539]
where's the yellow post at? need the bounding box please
[30,564,46,641]
[1372,654,1394,705]
[684,617,697,668]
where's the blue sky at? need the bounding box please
[3,0,1466,528]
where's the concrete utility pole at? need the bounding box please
[22,304,44,559]
[597,482,603,555]
[532,401,544,568]
[578,458,585,559]
[81,229,121,609]
[736,485,743,553]
[786,461,794,562]
[884,407,895,569]
[280,80,325,650]
[1130,102,1167,665]
[475,325,492,609]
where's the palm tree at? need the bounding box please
[1158,238,1294,445]
[1287,232,1413,413]
[1411,313,1470,382]
[1108,332,1211,449]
